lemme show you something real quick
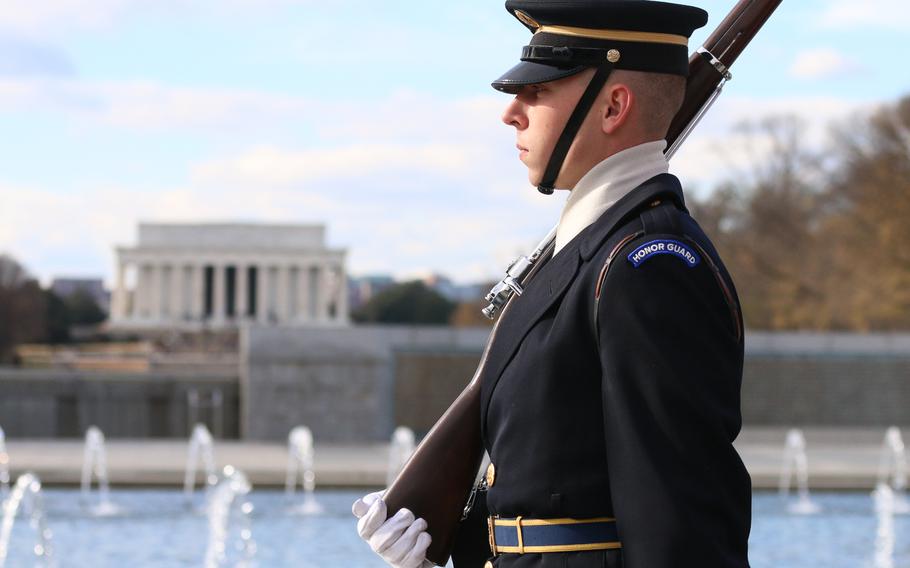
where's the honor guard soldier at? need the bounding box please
[354,1,752,567]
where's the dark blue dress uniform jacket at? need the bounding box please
[452,173,752,568]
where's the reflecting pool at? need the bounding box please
[2,490,908,567]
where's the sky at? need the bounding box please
[0,0,907,287]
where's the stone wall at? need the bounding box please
[3,330,908,441]
[241,328,910,442]
[0,369,238,438]
[742,333,910,426]
[241,325,489,442]
[393,350,480,435]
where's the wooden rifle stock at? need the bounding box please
[384,1,783,565]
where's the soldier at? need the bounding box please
[354,1,752,567]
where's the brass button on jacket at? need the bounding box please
[483,561,494,568]
[485,463,496,487]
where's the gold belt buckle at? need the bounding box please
[487,516,498,557]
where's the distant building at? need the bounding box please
[421,274,484,303]
[50,278,110,313]
[110,223,348,328]
[348,273,485,310]
[348,274,396,310]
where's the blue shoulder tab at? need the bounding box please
[627,239,701,269]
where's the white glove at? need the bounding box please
[352,491,433,568]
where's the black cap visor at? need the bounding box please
[491,60,587,94]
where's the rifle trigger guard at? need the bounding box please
[698,47,733,81]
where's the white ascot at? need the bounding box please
[554,140,669,253]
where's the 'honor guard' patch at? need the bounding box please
[627,239,701,269]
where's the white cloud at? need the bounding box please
[0,78,316,131]
[819,0,910,30]
[788,48,861,80]
[191,144,482,187]
[0,37,75,77]
[670,94,871,193]
[317,91,507,143]
[0,0,314,38]
[0,77,514,149]
[0,0,132,37]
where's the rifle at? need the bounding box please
[384,0,783,564]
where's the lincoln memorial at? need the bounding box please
[110,223,348,328]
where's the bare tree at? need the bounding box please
[0,254,47,363]
[818,95,910,330]
[693,96,910,331]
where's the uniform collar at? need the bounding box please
[554,140,668,253]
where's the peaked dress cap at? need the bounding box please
[492,0,708,93]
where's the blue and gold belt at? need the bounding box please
[487,516,622,555]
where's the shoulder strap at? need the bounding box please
[640,198,684,236]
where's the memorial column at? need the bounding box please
[334,262,349,323]
[308,265,321,322]
[256,264,269,323]
[298,262,312,322]
[170,262,182,322]
[316,263,329,322]
[236,262,248,321]
[192,263,205,321]
[213,261,226,323]
[276,264,289,323]
[153,264,161,320]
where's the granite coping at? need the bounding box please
[3,427,903,491]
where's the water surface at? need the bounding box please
[4,490,908,567]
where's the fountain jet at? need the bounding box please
[204,466,256,568]
[184,423,218,506]
[873,427,909,515]
[80,426,119,516]
[285,426,322,514]
[778,428,821,514]
[0,473,54,567]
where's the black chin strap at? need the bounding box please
[537,61,615,195]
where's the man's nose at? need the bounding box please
[501,97,528,130]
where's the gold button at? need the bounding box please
[484,562,494,568]
[485,463,496,487]
[607,49,621,63]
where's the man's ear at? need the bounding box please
[601,83,634,135]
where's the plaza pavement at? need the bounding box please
[3,427,901,491]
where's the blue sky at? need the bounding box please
[0,0,907,287]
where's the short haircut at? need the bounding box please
[610,70,686,138]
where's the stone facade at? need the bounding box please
[110,223,348,328]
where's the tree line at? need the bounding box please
[0,255,106,363]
